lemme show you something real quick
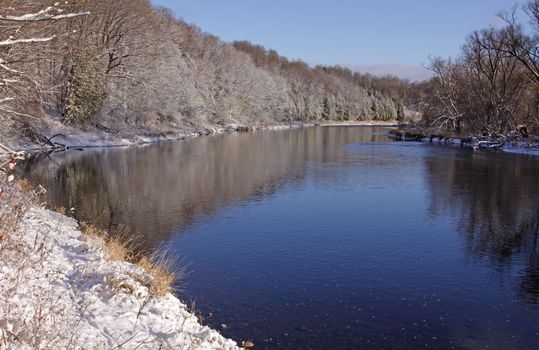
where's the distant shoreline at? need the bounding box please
[313,120,398,127]
[11,119,400,156]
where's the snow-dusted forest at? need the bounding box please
[0,1,414,146]
[2,1,539,147]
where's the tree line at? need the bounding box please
[4,1,533,143]
[0,0,415,145]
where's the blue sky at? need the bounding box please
[150,0,529,81]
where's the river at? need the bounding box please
[22,126,539,350]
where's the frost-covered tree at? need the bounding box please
[0,1,88,140]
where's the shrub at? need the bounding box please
[61,52,107,125]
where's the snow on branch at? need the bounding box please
[0,4,90,127]
[0,106,38,119]
[0,97,15,104]
[0,6,90,22]
[0,36,56,47]
[0,60,22,74]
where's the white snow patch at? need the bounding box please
[501,143,539,156]
[0,206,239,349]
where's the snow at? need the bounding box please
[397,134,539,156]
[5,117,399,154]
[0,6,89,22]
[0,206,239,350]
[501,142,539,156]
[0,36,57,47]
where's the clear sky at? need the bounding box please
[150,0,529,81]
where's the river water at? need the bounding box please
[22,126,539,349]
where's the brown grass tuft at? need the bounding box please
[80,222,102,237]
[17,179,33,193]
[80,223,184,297]
[80,223,135,262]
[54,206,67,215]
[137,254,177,297]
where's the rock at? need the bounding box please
[241,340,254,348]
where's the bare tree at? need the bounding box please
[2,0,418,142]
[58,0,158,124]
[424,24,532,135]
[425,57,465,132]
[497,5,539,86]
[462,27,527,134]
[0,1,88,140]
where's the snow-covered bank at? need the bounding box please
[314,120,398,127]
[9,119,399,155]
[422,137,539,156]
[0,202,239,349]
[388,128,539,157]
[499,141,539,156]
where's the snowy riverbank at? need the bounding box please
[425,137,539,156]
[1,119,400,349]
[388,128,539,157]
[7,119,399,154]
[0,200,239,349]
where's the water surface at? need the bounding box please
[23,127,539,349]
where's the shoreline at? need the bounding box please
[3,120,536,348]
[0,185,240,349]
[388,129,539,157]
[0,119,399,349]
[10,118,538,163]
[9,119,400,156]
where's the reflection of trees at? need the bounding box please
[22,127,389,248]
[425,150,539,303]
[520,246,539,304]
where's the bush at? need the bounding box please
[61,52,107,125]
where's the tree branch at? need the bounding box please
[0,7,90,22]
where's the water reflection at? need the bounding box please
[425,150,539,303]
[20,127,539,349]
[22,126,390,247]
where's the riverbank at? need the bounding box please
[0,182,240,350]
[0,119,400,349]
[388,127,539,156]
[6,119,400,155]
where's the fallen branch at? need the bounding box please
[43,134,68,147]
[469,135,506,150]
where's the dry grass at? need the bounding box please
[137,254,177,297]
[4,181,179,299]
[79,222,181,297]
[54,206,67,215]
[80,223,135,262]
